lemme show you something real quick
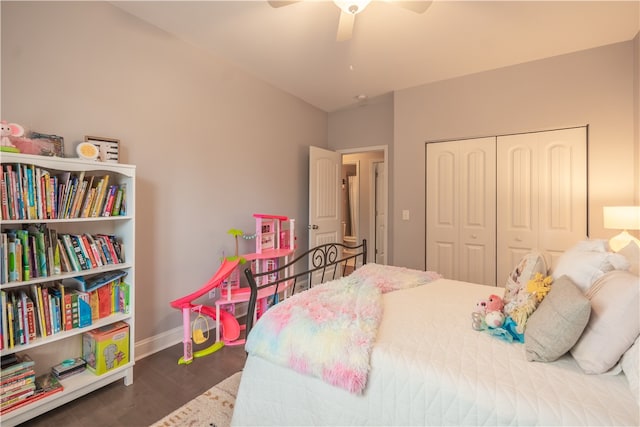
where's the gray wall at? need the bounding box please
[392,40,638,269]
[329,38,639,270]
[1,1,327,352]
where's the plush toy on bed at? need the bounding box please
[471,294,505,330]
[484,294,505,328]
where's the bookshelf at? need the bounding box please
[0,152,135,426]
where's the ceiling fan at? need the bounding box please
[268,0,433,41]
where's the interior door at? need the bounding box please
[426,137,496,285]
[497,127,587,282]
[309,146,341,247]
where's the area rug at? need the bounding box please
[151,371,241,427]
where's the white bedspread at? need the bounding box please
[232,279,639,426]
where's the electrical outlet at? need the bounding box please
[208,289,218,299]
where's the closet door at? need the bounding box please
[426,137,496,285]
[496,127,587,284]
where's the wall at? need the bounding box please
[329,92,394,260]
[392,40,637,269]
[633,32,640,204]
[1,1,327,354]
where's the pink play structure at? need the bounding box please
[170,213,296,364]
[169,258,241,364]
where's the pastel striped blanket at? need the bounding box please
[244,263,441,394]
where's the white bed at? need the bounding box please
[232,241,640,426]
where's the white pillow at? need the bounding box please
[570,270,640,374]
[617,241,640,276]
[621,335,640,405]
[552,239,630,293]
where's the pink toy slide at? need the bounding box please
[170,259,241,364]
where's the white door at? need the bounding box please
[458,138,496,285]
[374,161,387,264]
[497,127,587,283]
[309,146,341,247]
[426,137,496,285]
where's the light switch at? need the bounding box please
[402,210,410,220]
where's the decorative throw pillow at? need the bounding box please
[621,335,640,405]
[524,275,591,363]
[617,241,640,276]
[570,270,640,374]
[552,239,630,293]
[503,252,547,313]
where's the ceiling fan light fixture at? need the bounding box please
[334,0,372,15]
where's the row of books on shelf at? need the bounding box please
[1,162,127,221]
[0,224,124,284]
[0,353,63,415]
[0,272,130,350]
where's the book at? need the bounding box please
[7,237,18,282]
[102,185,117,216]
[31,228,48,278]
[59,284,73,331]
[0,354,34,377]
[0,372,63,415]
[48,228,61,275]
[91,175,109,217]
[76,290,91,328]
[69,171,85,218]
[0,177,8,221]
[0,370,35,393]
[57,238,72,273]
[0,291,8,349]
[85,234,104,268]
[30,284,47,338]
[80,187,96,218]
[68,234,88,270]
[40,287,52,336]
[7,301,14,348]
[79,234,98,269]
[111,187,123,216]
[24,294,36,341]
[1,382,36,403]
[15,230,30,281]
[61,234,81,271]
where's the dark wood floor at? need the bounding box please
[18,341,247,427]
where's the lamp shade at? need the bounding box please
[603,206,640,252]
[603,206,640,230]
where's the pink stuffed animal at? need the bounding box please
[1,121,24,148]
[486,294,504,312]
[484,294,505,328]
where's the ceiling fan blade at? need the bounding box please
[336,10,355,42]
[392,0,433,14]
[267,1,299,8]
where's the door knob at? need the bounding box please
[308,224,319,230]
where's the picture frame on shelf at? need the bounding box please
[84,135,120,163]
[30,132,65,157]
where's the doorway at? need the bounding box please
[340,147,387,264]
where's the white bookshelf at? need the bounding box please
[0,152,135,426]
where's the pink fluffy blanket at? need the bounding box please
[244,263,441,394]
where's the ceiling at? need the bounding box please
[112,1,640,113]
